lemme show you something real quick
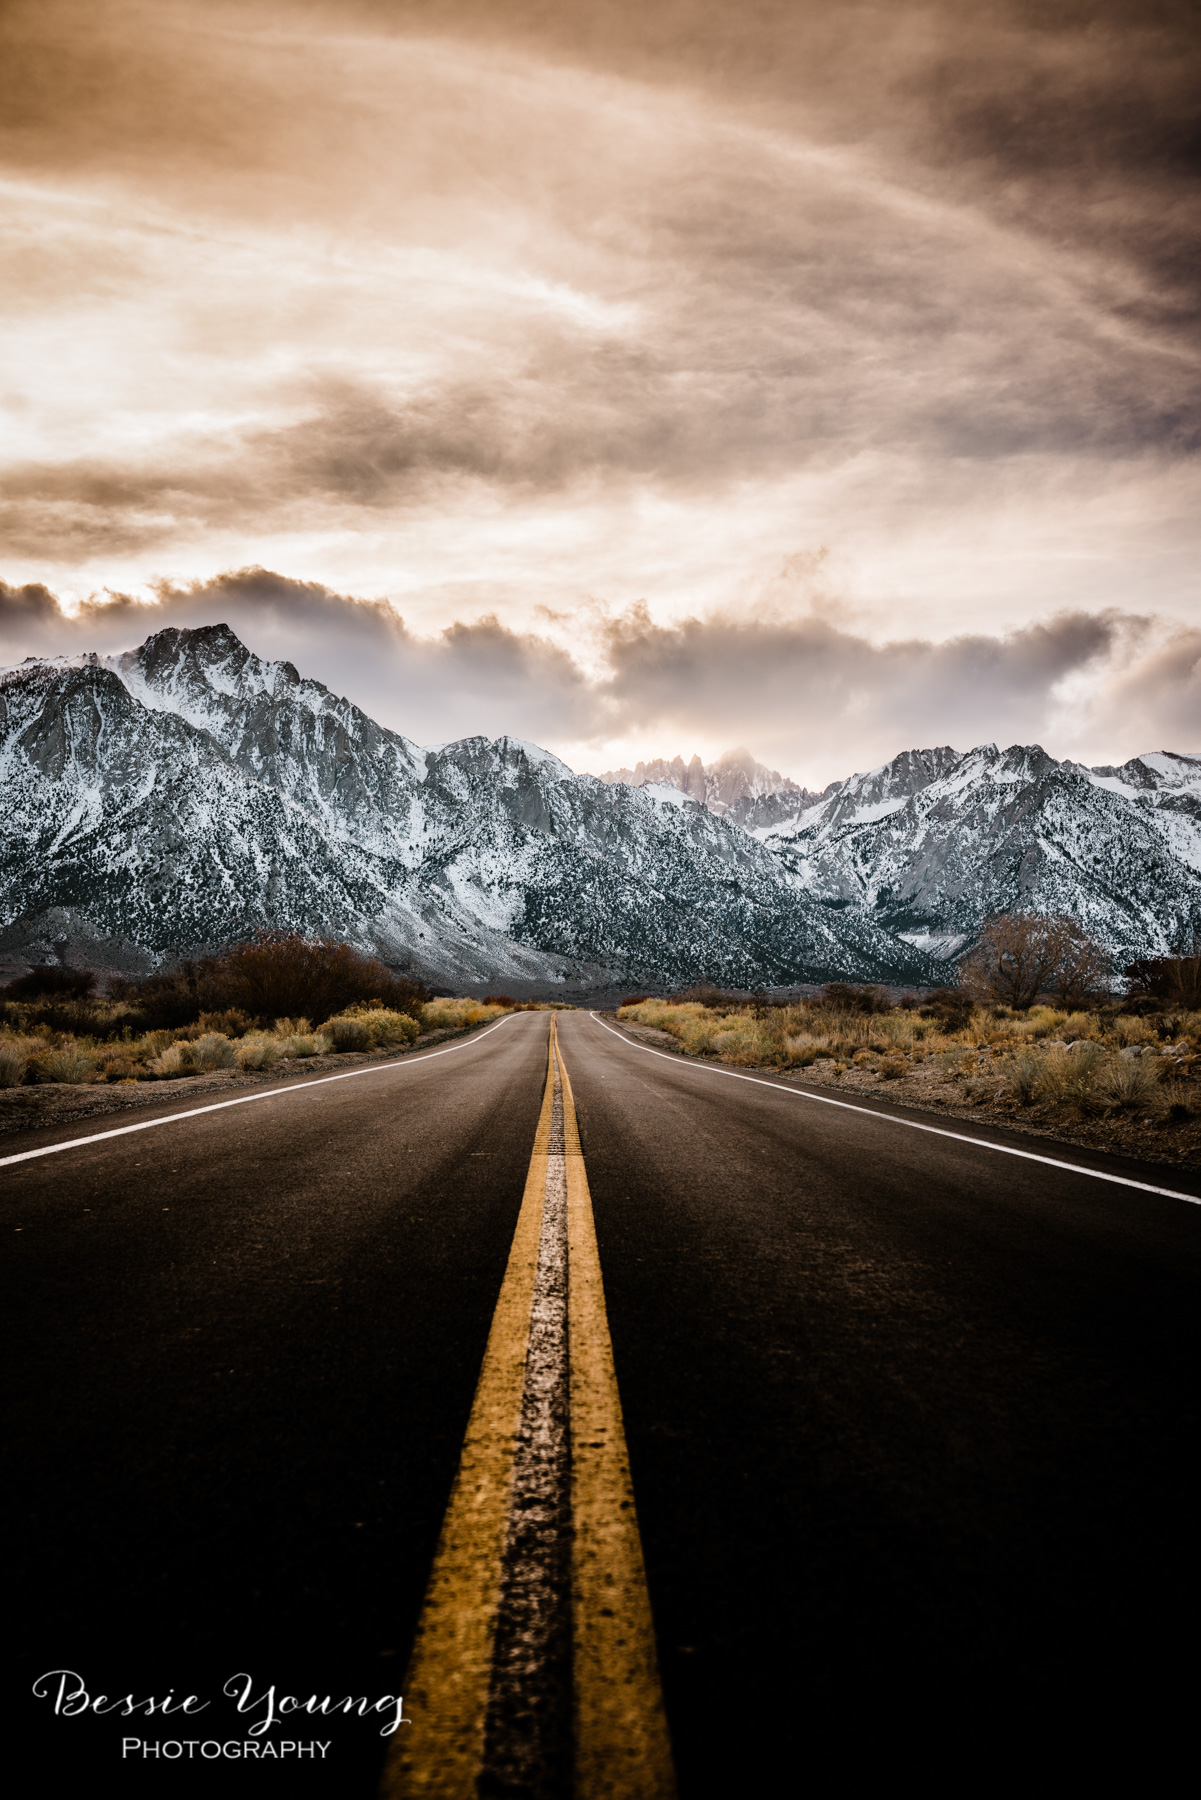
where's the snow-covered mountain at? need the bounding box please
[739,743,1201,966]
[597,749,810,816]
[0,625,938,988]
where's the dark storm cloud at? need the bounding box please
[0,570,597,745]
[596,604,1131,754]
[6,571,1192,774]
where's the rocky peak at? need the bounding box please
[597,746,808,815]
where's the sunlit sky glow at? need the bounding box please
[2,0,1199,786]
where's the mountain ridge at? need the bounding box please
[0,625,938,989]
[6,622,1199,987]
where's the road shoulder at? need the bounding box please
[594,1013,1201,1195]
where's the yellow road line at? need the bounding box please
[380,1032,556,1799]
[557,1031,676,1800]
[381,1017,675,1798]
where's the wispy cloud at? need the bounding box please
[1,2,1197,626]
[1,1,1197,770]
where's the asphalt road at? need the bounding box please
[7,1009,1200,1791]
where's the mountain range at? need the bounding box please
[0,625,933,989]
[619,743,1201,970]
[2,622,1197,989]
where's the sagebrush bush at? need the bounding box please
[0,1040,29,1087]
[420,998,507,1031]
[1097,1052,1163,1109]
[339,1006,420,1047]
[37,1046,100,1085]
[324,1016,372,1051]
[191,1032,238,1071]
[1112,1015,1159,1049]
[1001,1052,1042,1104]
[235,1034,282,1071]
[1035,1042,1104,1112]
[148,1041,195,1078]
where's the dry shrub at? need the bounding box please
[322,1008,418,1052]
[1097,1052,1163,1110]
[235,1034,281,1071]
[1001,1052,1042,1104]
[100,1053,148,1083]
[197,1009,252,1039]
[341,1006,420,1047]
[618,999,705,1031]
[112,936,430,1029]
[1112,1015,1158,1048]
[1026,1007,1069,1040]
[2,965,96,1000]
[191,1032,238,1070]
[269,1017,313,1056]
[1035,1042,1104,1113]
[324,1015,372,1051]
[821,983,891,1014]
[37,1045,101,1084]
[421,998,507,1031]
[874,1013,920,1050]
[878,1056,907,1080]
[707,1020,763,1065]
[919,988,975,1032]
[148,1041,196,1078]
[0,1040,29,1086]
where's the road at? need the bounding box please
[6,1009,1200,1792]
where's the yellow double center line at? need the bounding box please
[380,1018,675,1799]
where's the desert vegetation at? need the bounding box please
[617,974,1201,1134]
[0,936,549,1089]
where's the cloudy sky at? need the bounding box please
[1,0,1199,784]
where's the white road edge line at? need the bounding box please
[587,1013,1201,1208]
[0,1016,517,1172]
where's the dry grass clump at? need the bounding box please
[420,998,508,1031]
[193,1032,239,1069]
[147,1032,240,1077]
[235,1033,283,1071]
[0,1038,35,1087]
[1096,1052,1164,1110]
[36,1045,101,1084]
[999,1039,1167,1116]
[615,991,1200,1136]
[1112,1015,1160,1048]
[323,1007,419,1051]
[1034,1042,1105,1110]
[270,1018,328,1058]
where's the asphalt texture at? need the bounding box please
[8,1016,550,1792]
[7,1009,1200,1792]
